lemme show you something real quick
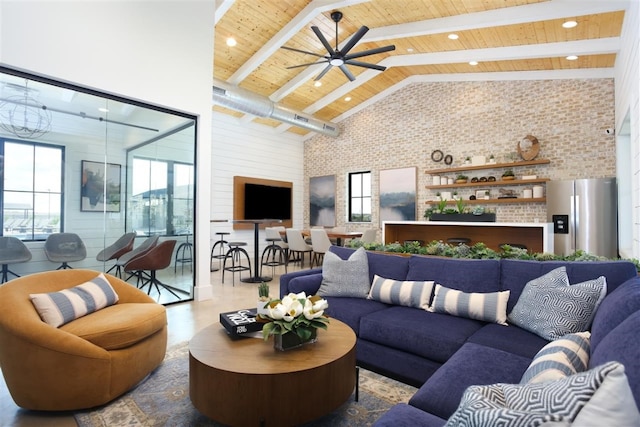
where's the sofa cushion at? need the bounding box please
[410,342,532,420]
[589,310,640,408]
[330,246,410,282]
[508,268,607,340]
[360,306,484,363]
[520,331,590,384]
[445,362,640,427]
[406,256,501,294]
[318,247,370,298]
[368,274,434,310]
[29,273,119,327]
[60,302,166,350]
[467,323,549,359]
[373,403,447,427]
[590,277,640,350]
[430,284,510,325]
[500,259,637,312]
[324,296,388,334]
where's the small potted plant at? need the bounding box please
[489,154,496,164]
[257,282,271,315]
[484,190,490,200]
[501,169,515,181]
[464,156,471,165]
[455,174,468,184]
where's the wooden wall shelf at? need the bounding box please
[425,198,546,205]
[426,159,550,175]
[426,178,549,190]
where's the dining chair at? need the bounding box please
[360,229,377,244]
[96,232,136,277]
[116,235,160,281]
[0,237,32,283]
[285,229,313,269]
[44,233,87,270]
[124,240,182,300]
[310,228,332,268]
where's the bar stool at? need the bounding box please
[222,242,251,285]
[210,232,230,272]
[261,230,287,277]
[174,238,193,274]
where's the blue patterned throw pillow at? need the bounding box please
[507,267,607,340]
[30,273,119,327]
[430,284,510,325]
[368,274,434,310]
[446,361,640,427]
[520,331,590,384]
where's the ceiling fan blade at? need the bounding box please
[286,60,329,70]
[311,26,335,54]
[314,64,333,81]
[280,45,327,58]
[340,26,369,56]
[344,60,386,71]
[339,65,356,82]
[344,44,396,61]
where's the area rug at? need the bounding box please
[74,341,417,426]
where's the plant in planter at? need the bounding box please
[484,190,490,200]
[464,156,471,165]
[257,282,271,315]
[489,154,496,164]
[455,197,466,214]
[501,169,515,180]
[455,174,468,184]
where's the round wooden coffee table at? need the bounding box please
[189,318,356,426]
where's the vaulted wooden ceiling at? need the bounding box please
[213,0,627,138]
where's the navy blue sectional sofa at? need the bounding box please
[280,246,640,425]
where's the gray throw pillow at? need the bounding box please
[507,267,607,340]
[317,247,370,298]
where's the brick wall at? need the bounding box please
[305,79,615,228]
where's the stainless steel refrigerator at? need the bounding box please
[546,178,618,258]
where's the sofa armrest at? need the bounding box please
[280,268,323,297]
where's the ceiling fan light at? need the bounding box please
[330,58,344,66]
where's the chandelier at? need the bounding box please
[0,80,52,138]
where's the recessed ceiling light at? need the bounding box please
[469,61,478,66]
[566,55,578,61]
[448,34,459,40]
[562,21,578,29]
[407,48,414,53]
[98,107,109,113]
[344,96,352,102]
[226,37,237,47]
[314,81,322,87]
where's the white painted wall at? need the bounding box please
[614,0,640,259]
[210,113,305,271]
[0,0,215,298]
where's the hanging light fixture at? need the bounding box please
[0,79,52,138]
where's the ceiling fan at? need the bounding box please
[281,11,396,82]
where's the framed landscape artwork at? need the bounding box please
[309,175,336,227]
[379,167,416,223]
[81,160,122,212]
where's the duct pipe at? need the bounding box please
[212,78,340,137]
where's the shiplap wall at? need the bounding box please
[211,113,305,265]
[614,0,640,259]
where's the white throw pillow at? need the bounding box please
[368,274,434,310]
[30,273,119,327]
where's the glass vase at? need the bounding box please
[273,329,318,351]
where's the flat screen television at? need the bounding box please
[244,183,292,220]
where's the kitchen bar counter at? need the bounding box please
[382,221,554,253]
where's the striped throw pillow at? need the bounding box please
[520,331,591,384]
[367,274,435,310]
[30,273,119,327]
[430,284,510,325]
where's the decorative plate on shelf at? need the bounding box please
[517,135,539,160]
[431,150,444,162]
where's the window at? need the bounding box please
[129,157,194,236]
[1,139,64,241]
[348,171,371,222]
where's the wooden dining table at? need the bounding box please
[281,229,363,246]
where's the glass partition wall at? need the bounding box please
[0,66,196,304]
